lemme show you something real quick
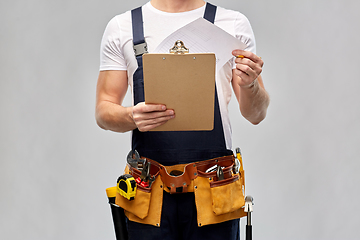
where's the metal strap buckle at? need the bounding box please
[133,42,148,56]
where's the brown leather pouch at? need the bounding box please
[193,157,246,226]
[115,166,163,226]
[115,186,151,219]
[210,173,245,215]
[115,166,152,219]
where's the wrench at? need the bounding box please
[126,150,145,170]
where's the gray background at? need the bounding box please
[1,0,359,239]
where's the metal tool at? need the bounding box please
[135,161,152,188]
[140,161,150,181]
[126,150,155,188]
[148,175,156,188]
[216,165,224,180]
[205,164,218,173]
[126,149,145,170]
[233,149,241,174]
[234,147,242,174]
[244,195,254,240]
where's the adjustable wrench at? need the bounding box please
[126,150,145,170]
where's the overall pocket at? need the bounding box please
[210,173,245,215]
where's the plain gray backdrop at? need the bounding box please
[1,0,359,239]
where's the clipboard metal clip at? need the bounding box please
[169,40,189,54]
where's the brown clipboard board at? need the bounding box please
[143,41,216,131]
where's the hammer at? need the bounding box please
[244,195,254,240]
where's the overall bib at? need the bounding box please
[131,3,232,166]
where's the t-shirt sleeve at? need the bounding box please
[99,17,128,71]
[232,13,257,69]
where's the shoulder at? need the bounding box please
[104,10,132,34]
[100,10,133,53]
[215,6,252,32]
[216,6,245,19]
[100,10,135,71]
[215,6,256,53]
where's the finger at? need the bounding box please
[140,109,175,121]
[137,115,175,132]
[236,62,263,78]
[235,63,258,79]
[132,109,174,125]
[232,50,263,66]
[233,69,260,89]
[143,104,167,113]
[235,57,258,71]
[142,114,174,126]
[133,102,167,114]
[138,122,164,132]
[234,68,252,84]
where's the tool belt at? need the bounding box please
[115,152,247,227]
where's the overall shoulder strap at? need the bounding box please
[203,2,217,24]
[131,7,148,56]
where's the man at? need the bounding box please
[96,0,269,239]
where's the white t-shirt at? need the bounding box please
[99,1,256,149]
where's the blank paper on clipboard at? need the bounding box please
[143,50,215,131]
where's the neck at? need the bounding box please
[150,0,206,13]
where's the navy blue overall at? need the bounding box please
[127,3,240,240]
[131,3,232,166]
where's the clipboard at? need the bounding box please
[143,40,216,131]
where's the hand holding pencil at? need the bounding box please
[232,49,264,89]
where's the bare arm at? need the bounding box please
[95,70,175,132]
[231,50,270,125]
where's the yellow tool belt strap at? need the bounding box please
[116,154,247,227]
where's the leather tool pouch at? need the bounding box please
[115,165,163,226]
[210,172,245,215]
[194,156,246,226]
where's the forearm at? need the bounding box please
[96,100,176,133]
[96,101,136,133]
[238,79,270,125]
[231,50,269,124]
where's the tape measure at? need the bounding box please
[117,174,137,201]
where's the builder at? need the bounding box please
[96,0,270,239]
